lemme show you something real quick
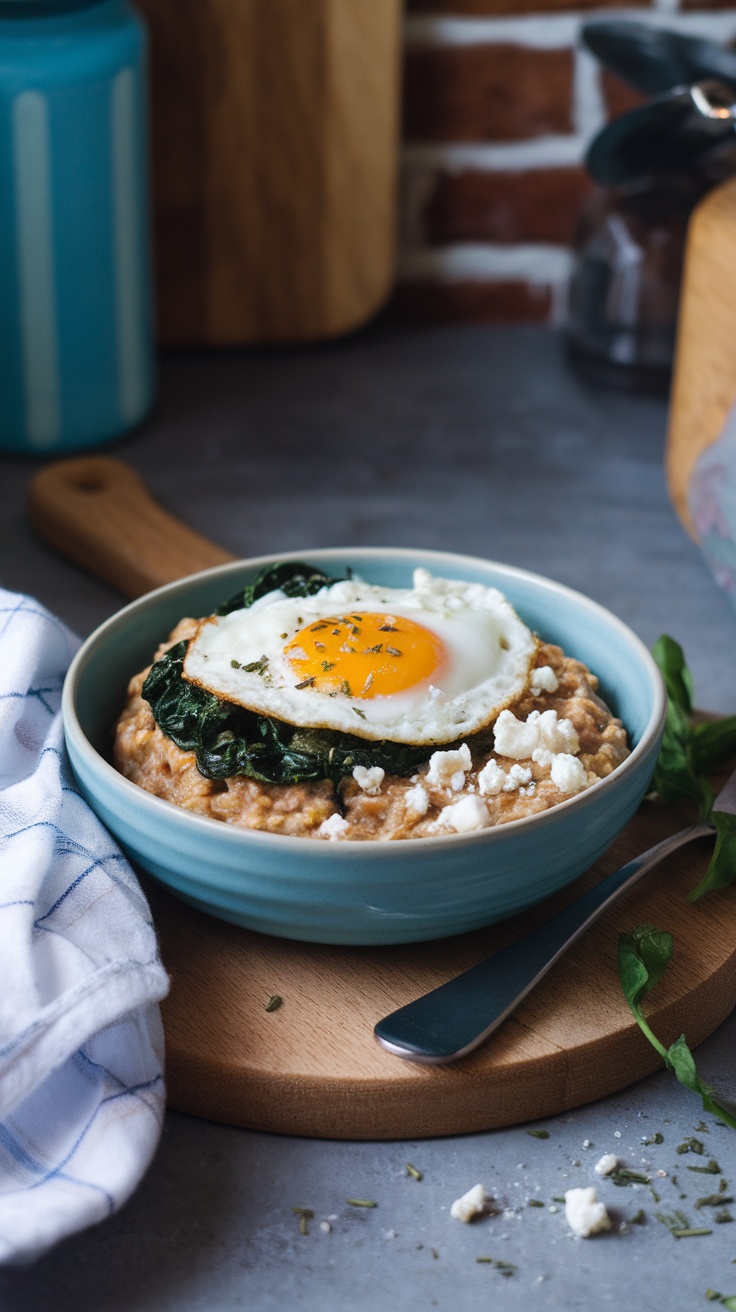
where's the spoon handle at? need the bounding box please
[374,823,713,1065]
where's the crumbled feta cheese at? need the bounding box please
[594,1153,618,1177]
[318,813,350,840]
[441,795,491,833]
[493,709,540,759]
[494,708,579,762]
[405,783,429,817]
[503,763,533,792]
[550,753,587,794]
[352,765,385,795]
[450,1183,488,1222]
[530,665,559,695]
[426,744,472,790]
[564,1187,612,1237]
[412,567,433,593]
[538,710,579,755]
[478,759,507,795]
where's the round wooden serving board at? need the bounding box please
[148,796,736,1141]
[26,459,736,1140]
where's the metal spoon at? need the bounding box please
[374,770,736,1065]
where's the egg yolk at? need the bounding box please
[284,613,445,699]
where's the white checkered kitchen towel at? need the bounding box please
[0,590,169,1265]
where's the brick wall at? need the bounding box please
[396,2,736,323]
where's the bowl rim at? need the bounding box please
[63,545,668,857]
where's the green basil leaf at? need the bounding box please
[666,1035,736,1129]
[619,923,674,1009]
[619,924,736,1129]
[650,636,714,822]
[689,811,736,902]
[692,716,736,774]
[618,926,671,1063]
[652,634,694,715]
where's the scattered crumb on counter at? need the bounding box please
[594,1153,619,1177]
[450,1183,488,1223]
[564,1187,613,1237]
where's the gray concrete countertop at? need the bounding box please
[1,323,736,1310]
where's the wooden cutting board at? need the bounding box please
[149,794,736,1140]
[27,458,736,1140]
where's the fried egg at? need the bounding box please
[182,568,538,745]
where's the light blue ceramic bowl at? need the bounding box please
[63,548,667,945]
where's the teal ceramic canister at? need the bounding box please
[0,0,154,453]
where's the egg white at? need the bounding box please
[182,568,538,745]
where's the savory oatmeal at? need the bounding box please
[114,564,629,842]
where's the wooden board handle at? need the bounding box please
[27,457,235,599]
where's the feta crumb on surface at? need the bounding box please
[352,764,385,795]
[564,1187,612,1238]
[477,759,506,795]
[530,665,559,695]
[550,753,587,794]
[426,744,472,790]
[594,1153,619,1177]
[405,783,430,817]
[441,795,491,833]
[318,813,350,840]
[450,1183,488,1222]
